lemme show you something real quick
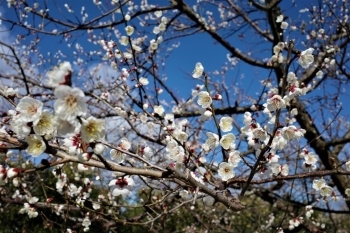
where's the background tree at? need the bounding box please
[0,0,350,232]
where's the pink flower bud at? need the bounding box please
[212,94,222,100]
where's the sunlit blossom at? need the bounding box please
[228,150,241,167]
[192,62,204,78]
[80,116,105,143]
[33,110,56,136]
[197,91,212,108]
[219,116,233,132]
[218,162,234,181]
[264,95,286,112]
[312,178,326,191]
[220,133,236,150]
[54,85,87,123]
[320,185,333,197]
[204,132,219,150]
[26,134,46,157]
[298,48,314,68]
[110,149,126,163]
[16,96,43,123]
[46,61,72,87]
[153,105,165,116]
[281,126,306,141]
[125,25,134,36]
[109,176,135,197]
[276,15,284,23]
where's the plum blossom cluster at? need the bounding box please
[5,62,106,161]
[19,196,39,218]
[312,178,333,197]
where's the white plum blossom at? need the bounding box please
[287,72,297,83]
[218,162,234,181]
[227,150,241,167]
[19,202,38,218]
[26,135,46,157]
[298,48,314,68]
[220,133,236,150]
[119,138,131,151]
[63,135,83,156]
[276,15,284,23]
[154,10,162,18]
[16,96,43,123]
[203,195,215,206]
[148,39,158,52]
[109,176,135,197]
[270,163,288,176]
[203,132,219,151]
[138,77,149,86]
[264,94,286,112]
[2,86,19,98]
[46,61,72,87]
[289,217,303,230]
[192,62,204,78]
[153,26,160,34]
[120,36,128,46]
[316,70,323,79]
[320,185,333,197]
[252,127,268,141]
[110,149,126,163]
[290,108,298,116]
[125,25,134,36]
[33,110,56,136]
[9,112,31,139]
[281,21,288,29]
[266,151,280,164]
[345,161,350,171]
[80,116,105,143]
[169,146,185,163]
[153,105,165,116]
[176,131,188,143]
[197,91,212,108]
[304,152,318,169]
[54,85,87,123]
[82,216,91,232]
[281,126,306,141]
[312,178,326,191]
[77,164,95,174]
[219,116,233,132]
[345,189,350,197]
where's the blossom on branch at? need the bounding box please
[33,110,56,136]
[218,162,234,181]
[80,116,105,143]
[192,62,204,78]
[54,85,87,123]
[264,94,286,112]
[26,134,46,157]
[46,61,72,87]
[109,176,135,197]
[125,26,134,36]
[281,126,306,141]
[197,91,212,108]
[219,116,233,132]
[16,96,43,123]
[220,133,236,150]
[203,132,219,151]
[298,48,314,68]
